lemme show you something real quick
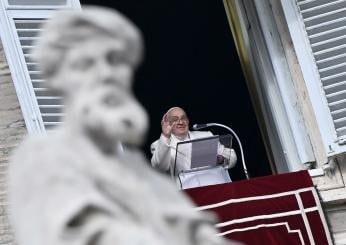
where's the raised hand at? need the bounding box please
[161,113,175,138]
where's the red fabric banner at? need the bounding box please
[185,170,332,245]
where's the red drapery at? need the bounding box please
[185,170,332,245]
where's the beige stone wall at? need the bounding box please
[0,42,27,244]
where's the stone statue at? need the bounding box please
[8,6,238,245]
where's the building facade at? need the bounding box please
[224,0,346,243]
[0,42,26,245]
[0,1,80,244]
[0,0,345,244]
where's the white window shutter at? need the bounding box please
[281,0,346,157]
[8,0,67,5]
[0,1,81,133]
[15,18,64,130]
[297,0,346,140]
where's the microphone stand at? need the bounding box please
[193,123,249,179]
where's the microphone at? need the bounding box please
[192,123,249,179]
[192,123,208,130]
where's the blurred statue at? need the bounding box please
[8,6,238,245]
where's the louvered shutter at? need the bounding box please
[280,0,346,157]
[15,18,64,130]
[296,0,346,140]
[0,1,80,133]
[8,0,67,5]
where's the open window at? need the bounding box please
[223,0,346,172]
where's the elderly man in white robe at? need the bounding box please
[8,5,239,245]
[151,107,237,189]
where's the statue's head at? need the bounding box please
[34,6,148,148]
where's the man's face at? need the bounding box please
[167,108,189,138]
[56,36,148,146]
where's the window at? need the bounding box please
[8,0,67,6]
[0,1,81,133]
[281,0,346,158]
[224,0,346,174]
[224,0,316,172]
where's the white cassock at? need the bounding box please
[150,131,237,189]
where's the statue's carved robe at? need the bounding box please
[9,129,235,245]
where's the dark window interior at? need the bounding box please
[80,0,272,180]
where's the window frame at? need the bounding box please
[0,1,81,134]
[224,0,317,173]
[4,0,80,9]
